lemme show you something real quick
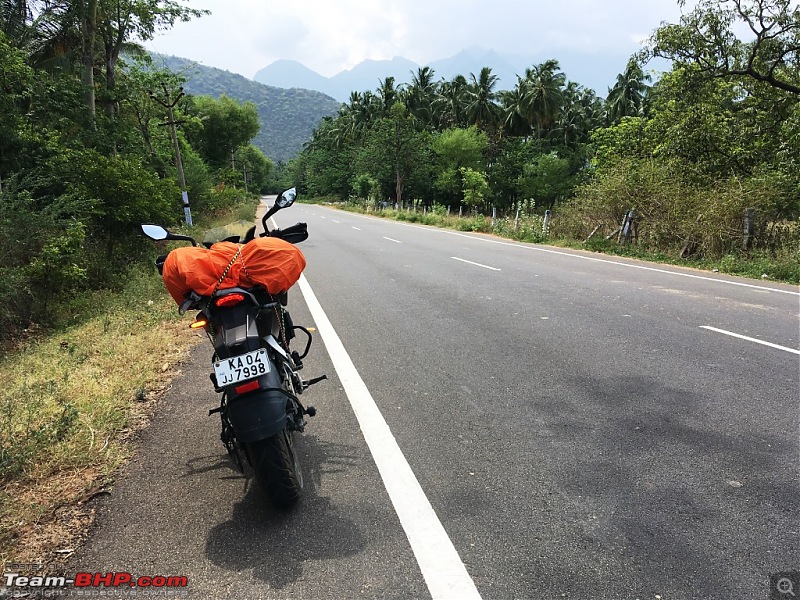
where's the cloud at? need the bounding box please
[144,0,694,80]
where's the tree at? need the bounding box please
[377,76,399,116]
[607,58,651,123]
[298,118,356,199]
[647,0,800,95]
[431,126,488,203]
[500,85,532,138]
[1,0,207,124]
[433,74,469,129]
[520,152,574,209]
[0,31,33,188]
[96,0,208,118]
[520,59,566,138]
[185,94,260,169]
[235,144,273,193]
[407,66,437,126]
[459,166,489,206]
[359,102,428,208]
[465,66,501,130]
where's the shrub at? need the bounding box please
[553,157,797,259]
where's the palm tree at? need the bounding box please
[520,59,566,139]
[500,84,532,138]
[433,74,468,129]
[377,76,399,117]
[406,66,437,126]
[1,0,31,42]
[465,66,501,130]
[330,90,380,146]
[606,58,651,124]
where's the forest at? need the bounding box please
[0,0,279,338]
[288,0,799,280]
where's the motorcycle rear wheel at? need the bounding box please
[245,428,303,508]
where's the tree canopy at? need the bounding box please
[0,2,269,335]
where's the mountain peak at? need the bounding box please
[252,47,625,101]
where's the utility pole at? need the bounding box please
[151,83,192,226]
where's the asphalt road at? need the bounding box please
[66,199,798,600]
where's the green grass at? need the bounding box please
[553,238,800,284]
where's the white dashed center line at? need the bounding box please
[451,257,500,271]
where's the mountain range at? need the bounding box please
[156,55,340,163]
[155,47,647,164]
[253,46,636,102]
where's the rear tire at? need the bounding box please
[245,428,303,508]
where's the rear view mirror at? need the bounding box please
[276,187,297,209]
[142,224,169,240]
[261,187,298,236]
[140,224,197,246]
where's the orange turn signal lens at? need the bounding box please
[190,319,208,329]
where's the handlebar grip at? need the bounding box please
[270,222,308,244]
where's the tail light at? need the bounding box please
[235,380,261,395]
[215,293,245,308]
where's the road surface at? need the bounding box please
[66,199,799,600]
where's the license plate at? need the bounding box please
[214,348,271,387]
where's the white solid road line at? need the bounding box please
[333,208,800,297]
[451,257,501,271]
[297,273,483,600]
[700,326,800,355]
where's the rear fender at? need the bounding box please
[225,360,288,443]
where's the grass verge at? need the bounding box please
[0,197,261,566]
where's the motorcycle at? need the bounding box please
[141,188,325,508]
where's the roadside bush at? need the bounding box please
[0,189,91,333]
[203,184,253,217]
[179,144,214,214]
[553,157,797,259]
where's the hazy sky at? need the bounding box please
[143,0,694,80]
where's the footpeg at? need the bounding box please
[303,374,328,389]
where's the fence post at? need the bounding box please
[542,210,551,238]
[743,207,755,250]
[628,209,638,244]
[618,210,631,243]
[492,206,496,227]
[514,206,520,231]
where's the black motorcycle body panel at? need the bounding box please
[211,288,281,359]
[225,367,288,443]
[207,287,293,444]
